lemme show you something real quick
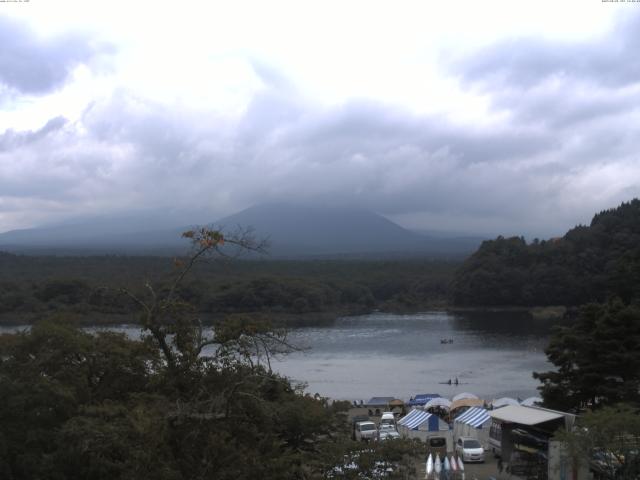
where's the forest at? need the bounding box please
[451,199,640,307]
[0,253,456,326]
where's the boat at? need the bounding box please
[426,453,433,478]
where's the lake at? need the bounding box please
[0,310,557,402]
[272,311,556,402]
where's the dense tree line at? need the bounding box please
[0,254,456,324]
[452,199,640,306]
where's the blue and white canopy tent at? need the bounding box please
[397,409,453,451]
[453,407,491,449]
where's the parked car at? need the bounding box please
[455,437,485,463]
[354,421,378,441]
[378,424,400,441]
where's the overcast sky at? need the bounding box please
[1,0,639,237]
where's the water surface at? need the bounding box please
[272,311,555,401]
[0,310,557,402]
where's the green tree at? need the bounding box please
[534,300,640,412]
[554,404,640,479]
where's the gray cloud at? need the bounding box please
[0,16,113,95]
[4,10,640,238]
[455,14,640,91]
[0,116,67,151]
[2,82,639,238]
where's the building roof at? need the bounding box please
[407,393,441,406]
[454,407,491,428]
[367,397,395,406]
[489,405,565,426]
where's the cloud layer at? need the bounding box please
[0,17,111,96]
[1,10,639,237]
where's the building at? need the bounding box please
[489,405,587,480]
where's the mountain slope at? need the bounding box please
[0,203,482,257]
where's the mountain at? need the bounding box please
[0,203,483,258]
[0,213,189,254]
[214,203,483,257]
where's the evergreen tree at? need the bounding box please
[534,300,640,412]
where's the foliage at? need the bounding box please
[554,404,640,479]
[0,228,420,479]
[533,300,640,412]
[452,199,640,306]
[0,252,457,324]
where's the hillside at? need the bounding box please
[451,199,640,306]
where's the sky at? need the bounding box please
[1,0,639,238]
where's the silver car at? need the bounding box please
[455,437,485,463]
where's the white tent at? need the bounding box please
[452,392,478,402]
[453,407,491,449]
[423,397,452,410]
[520,396,543,407]
[490,397,519,409]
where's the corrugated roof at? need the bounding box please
[489,405,564,425]
[398,409,432,430]
[454,407,490,428]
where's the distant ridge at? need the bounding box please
[0,203,483,258]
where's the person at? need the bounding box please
[497,457,504,474]
[454,377,459,385]
[447,378,452,385]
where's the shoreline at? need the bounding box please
[0,304,570,327]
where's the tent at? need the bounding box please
[407,393,441,407]
[490,397,519,409]
[453,407,491,449]
[452,392,479,402]
[520,396,543,407]
[450,397,485,416]
[424,397,452,410]
[397,409,453,451]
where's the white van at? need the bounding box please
[380,412,396,428]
